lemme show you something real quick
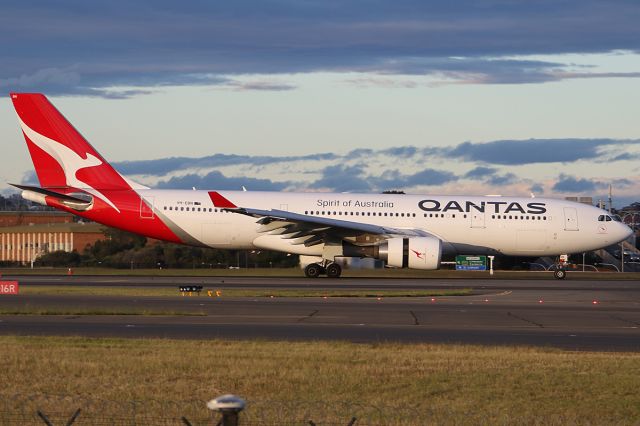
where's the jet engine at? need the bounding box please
[343,236,442,270]
[381,236,442,270]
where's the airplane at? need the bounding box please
[8,93,633,279]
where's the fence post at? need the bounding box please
[36,410,54,426]
[65,408,81,425]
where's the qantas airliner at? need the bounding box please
[8,93,633,279]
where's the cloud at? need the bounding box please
[103,138,640,197]
[309,164,458,192]
[155,171,289,191]
[464,166,497,179]
[225,80,297,91]
[552,174,600,192]
[530,183,545,195]
[380,146,418,157]
[609,152,640,162]
[310,164,373,192]
[447,139,640,165]
[394,168,458,187]
[1,1,640,96]
[486,173,518,186]
[114,152,338,175]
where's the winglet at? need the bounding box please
[208,191,237,208]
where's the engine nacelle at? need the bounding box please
[381,236,442,270]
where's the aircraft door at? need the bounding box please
[470,210,485,228]
[140,197,155,219]
[563,207,579,231]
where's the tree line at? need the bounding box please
[34,228,299,269]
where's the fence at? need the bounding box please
[0,394,427,425]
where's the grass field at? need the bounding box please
[1,336,639,425]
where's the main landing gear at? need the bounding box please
[304,261,342,278]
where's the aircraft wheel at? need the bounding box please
[304,263,323,278]
[326,262,342,278]
[553,269,566,280]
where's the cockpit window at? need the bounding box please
[598,214,618,222]
[612,215,622,222]
[598,215,605,221]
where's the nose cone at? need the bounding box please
[617,223,634,242]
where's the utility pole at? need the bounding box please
[608,184,612,214]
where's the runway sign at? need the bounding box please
[0,281,18,295]
[455,255,487,271]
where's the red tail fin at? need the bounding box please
[10,93,131,191]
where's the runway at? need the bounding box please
[1,275,639,351]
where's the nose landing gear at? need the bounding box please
[553,268,566,280]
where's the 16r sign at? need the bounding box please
[0,281,18,295]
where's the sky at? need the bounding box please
[0,0,639,207]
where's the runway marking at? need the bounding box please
[297,310,319,323]
[608,315,640,327]
[507,312,544,328]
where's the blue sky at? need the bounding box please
[1,0,639,206]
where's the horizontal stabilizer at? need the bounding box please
[11,184,94,212]
[10,184,91,203]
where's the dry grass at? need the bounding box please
[0,336,639,424]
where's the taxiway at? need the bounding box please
[0,275,639,351]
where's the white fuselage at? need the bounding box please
[140,190,630,257]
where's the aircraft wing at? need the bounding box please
[226,206,430,246]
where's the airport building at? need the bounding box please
[0,211,74,227]
[0,212,105,264]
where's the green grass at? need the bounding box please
[0,336,639,425]
[17,285,472,298]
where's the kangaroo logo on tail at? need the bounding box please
[18,116,120,212]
